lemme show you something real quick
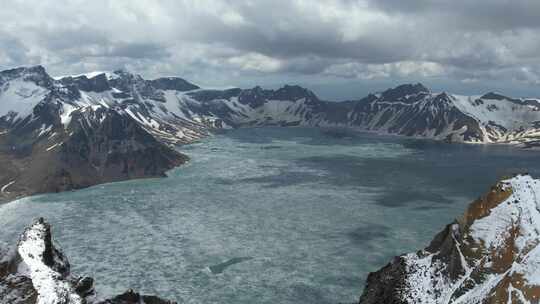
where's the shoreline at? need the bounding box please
[1,125,537,205]
[0,151,190,206]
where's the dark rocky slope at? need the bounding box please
[0,67,193,203]
[0,218,175,304]
[0,104,187,203]
[359,174,540,303]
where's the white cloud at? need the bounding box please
[227,53,283,73]
[0,0,538,96]
[324,61,445,79]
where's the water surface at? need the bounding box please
[1,127,539,303]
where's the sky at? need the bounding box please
[0,0,539,100]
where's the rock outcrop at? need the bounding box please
[359,174,540,303]
[0,218,175,304]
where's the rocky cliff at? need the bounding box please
[0,66,194,203]
[359,174,540,303]
[0,218,175,304]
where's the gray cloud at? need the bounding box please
[0,0,538,99]
[0,31,33,66]
[367,0,540,31]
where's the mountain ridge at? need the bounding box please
[2,65,540,202]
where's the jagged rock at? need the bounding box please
[0,243,38,304]
[96,289,176,304]
[0,218,174,304]
[149,77,199,92]
[359,174,540,304]
[0,67,197,203]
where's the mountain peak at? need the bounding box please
[150,77,200,91]
[60,71,114,80]
[0,65,53,87]
[435,91,451,99]
[273,84,318,101]
[360,174,540,303]
[480,92,525,105]
[481,92,511,100]
[111,68,137,79]
[380,83,430,100]
[23,65,47,74]
[0,65,47,77]
[413,82,429,92]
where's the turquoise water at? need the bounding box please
[1,127,539,303]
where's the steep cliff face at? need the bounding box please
[359,174,540,304]
[0,218,175,304]
[0,67,192,203]
[0,103,187,202]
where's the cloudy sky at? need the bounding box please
[1,0,539,99]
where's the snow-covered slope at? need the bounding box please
[0,79,48,121]
[0,218,175,304]
[181,83,540,146]
[346,85,540,144]
[2,66,540,149]
[360,174,540,304]
[451,93,540,144]
[2,65,540,201]
[0,66,191,202]
[54,69,210,145]
[182,85,352,128]
[0,66,209,146]
[348,86,485,143]
[17,219,84,304]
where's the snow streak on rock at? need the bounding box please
[18,219,82,304]
[360,174,540,304]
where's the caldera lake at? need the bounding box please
[2,127,540,304]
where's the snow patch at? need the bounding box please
[60,104,78,127]
[1,180,15,194]
[37,124,53,137]
[46,143,61,151]
[17,221,83,304]
[54,71,118,80]
[0,80,48,119]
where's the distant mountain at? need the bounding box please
[359,174,540,304]
[184,82,540,145]
[2,65,540,201]
[0,66,197,202]
[0,218,175,304]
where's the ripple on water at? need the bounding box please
[2,127,540,304]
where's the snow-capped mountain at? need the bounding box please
[348,84,540,144]
[180,84,354,128]
[0,66,194,202]
[0,66,211,145]
[181,82,540,145]
[3,65,540,149]
[360,174,540,304]
[0,218,175,304]
[2,65,540,201]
